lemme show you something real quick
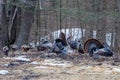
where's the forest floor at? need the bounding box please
[0,51,120,80]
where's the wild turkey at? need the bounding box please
[78,43,84,54]
[10,44,18,51]
[52,32,68,55]
[2,46,9,57]
[92,43,113,57]
[84,39,113,59]
[59,32,68,46]
[10,44,18,57]
[52,39,68,55]
[37,40,53,52]
[21,45,30,52]
[67,36,84,53]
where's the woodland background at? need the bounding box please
[0,0,120,53]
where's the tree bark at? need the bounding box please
[0,0,9,48]
[16,0,35,48]
[96,0,106,42]
[113,0,120,53]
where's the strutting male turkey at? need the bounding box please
[84,39,113,59]
[52,32,68,56]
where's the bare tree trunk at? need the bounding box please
[59,0,62,32]
[16,1,35,48]
[8,0,19,44]
[65,0,68,36]
[77,0,84,44]
[114,0,120,53]
[0,0,9,48]
[84,0,93,40]
[96,0,106,42]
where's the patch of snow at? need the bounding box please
[34,66,48,69]
[44,63,67,67]
[93,30,96,38]
[0,70,9,75]
[15,56,30,62]
[112,68,120,72]
[4,56,30,62]
[31,61,39,64]
[42,59,71,67]
[106,33,112,46]
[44,59,56,62]
[3,64,9,67]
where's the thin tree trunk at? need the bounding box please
[8,5,18,44]
[59,0,62,32]
[96,0,106,42]
[77,0,84,43]
[114,0,120,53]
